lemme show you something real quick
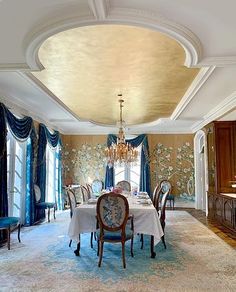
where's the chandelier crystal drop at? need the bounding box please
[105,94,139,166]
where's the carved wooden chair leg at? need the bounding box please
[161,235,166,249]
[131,236,134,257]
[17,224,21,243]
[121,241,126,269]
[48,208,50,223]
[97,239,99,256]
[53,206,56,219]
[98,241,104,267]
[90,232,93,248]
[7,227,10,250]
[140,234,144,249]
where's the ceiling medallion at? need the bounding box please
[105,94,138,167]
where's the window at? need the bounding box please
[114,145,142,190]
[7,129,27,223]
[46,144,59,203]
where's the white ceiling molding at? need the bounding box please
[24,7,202,71]
[107,7,202,68]
[191,91,236,132]
[88,0,110,20]
[198,56,236,67]
[0,63,31,71]
[171,66,216,120]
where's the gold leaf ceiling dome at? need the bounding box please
[33,25,199,126]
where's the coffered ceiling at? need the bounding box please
[0,0,236,134]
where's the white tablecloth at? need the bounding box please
[68,197,164,246]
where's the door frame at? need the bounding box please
[194,130,208,215]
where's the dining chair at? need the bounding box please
[91,179,103,194]
[115,180,131,192]
[140,184,169,250]
[80,185,95,248]
[81,185,90,203]
[159,180,175,209]
[67,188,80,247]
[0,217,21,250]
[140,184,162,249]
[159,189,170,249]
[34,184,56,223]
[96,192,134,268]
[86,184,93,197]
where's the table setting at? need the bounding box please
[68,190,164,258]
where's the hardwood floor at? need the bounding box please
[181,208,236,248]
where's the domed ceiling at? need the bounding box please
[33,25,199,126]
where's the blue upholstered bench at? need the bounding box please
[0,217,21,250]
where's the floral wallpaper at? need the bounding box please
[151,142,194,200]
[62,142,107,185]
[62,134,194,199]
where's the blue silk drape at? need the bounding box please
[5,105,37,226]
[36,124,62,220]
[104,134,151,196]
[0,104,8,219]
[0,103,36,242]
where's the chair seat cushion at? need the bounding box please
[160,193,175,200]
[0,217,20,228]
[36,202,55,209]
[97,227,133,241]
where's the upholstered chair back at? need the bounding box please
[115,180,131,192]
[91,179,103,193]
[81,185,90,202]
[160,190,170,223]
[160,180,171,194]
[97,192,129,231]
[153,184,162,210]
[67,189,77,218]
[86,184,93,196]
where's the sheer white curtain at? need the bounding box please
[114,145,142,190]
[45,144,59,203]
[7,128,27,223]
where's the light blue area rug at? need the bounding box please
[0,211,235,291]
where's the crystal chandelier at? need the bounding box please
[105,94,139,166]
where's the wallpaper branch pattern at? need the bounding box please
[151,142,194,199]
[62,143,107,185]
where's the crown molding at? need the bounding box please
[191,91,236,132]
[88,0,110,20]
[197,56,236,67]
[0,63,31,71]
[171,66,216,120]
[24,7,202,71]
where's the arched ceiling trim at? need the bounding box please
[25,8,202,71]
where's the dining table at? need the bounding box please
[68,193,164,258]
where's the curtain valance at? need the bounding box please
[105,134,151,196]
[39,123,61,148]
